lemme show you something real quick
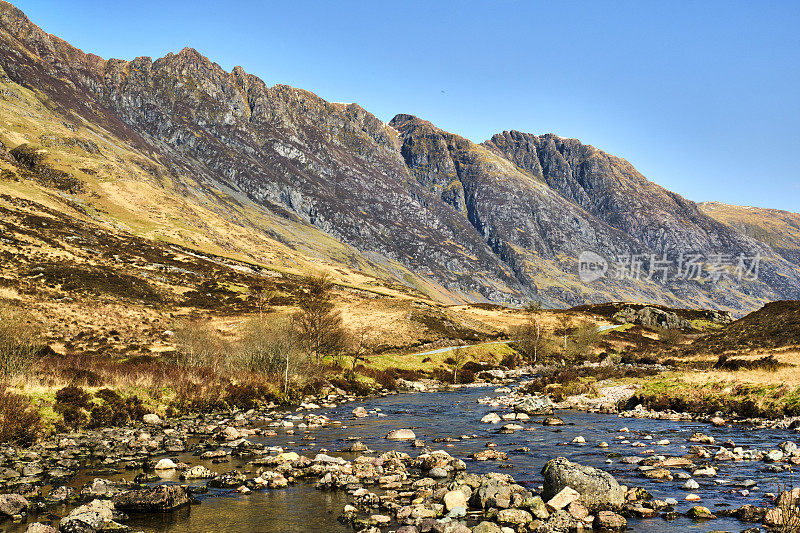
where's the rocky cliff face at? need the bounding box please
[0,0,798,310]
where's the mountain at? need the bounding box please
[0,1,798,312]
[700,202,800,268]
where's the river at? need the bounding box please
[10,385,794,532]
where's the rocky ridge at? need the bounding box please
[0,0,799,310]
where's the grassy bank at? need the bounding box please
[629,371,800,419]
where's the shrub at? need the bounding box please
[327,376,372,397]
[0,305,42,379]
[226,383,275,410]
[0,387,42,445]
[658,327,684,346]
[372,370,397,390]
[54,385,91,429]
[238,316,297,377]
[714,354,784,372]
[87,388,146,428]
[500,352,521,369]
[458,369,476,384]
[173,320,230,371]
[55,385,91,409]
[9,143,44,169]
[566,322,601,360]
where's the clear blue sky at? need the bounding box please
[12,0,800,211]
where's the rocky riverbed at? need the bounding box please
[0,384,798,532]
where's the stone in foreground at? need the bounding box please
[546,486,580,511]
[0,493,28,516]
[541,457,625,511]
[594,510,627,530]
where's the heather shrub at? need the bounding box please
[0,387,42,445]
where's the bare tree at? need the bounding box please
[238,316,295,376]
[513,301,545,363]
[250,286,275,318]
[346,328,371,380]
[555,312,573,354]
[294,274,346,362]
[450,343,469,384]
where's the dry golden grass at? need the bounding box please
[675,349,800,387]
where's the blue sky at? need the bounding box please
[12,0,800,211]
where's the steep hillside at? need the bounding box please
[0,0,798,311]
[700,202,800,267]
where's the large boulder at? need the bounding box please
[541,457,625,511]
[180,465,214,480]
[0,493,28,516]
[497,508,532,526]
[443,490,467,511]
[80,479,133,499]
[472,522,503,533]
[515,396,554,415]
[470,479,525,509]
[112,484,190,513]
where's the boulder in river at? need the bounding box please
[480,413,501,424]
[0,493,28,516]
[154,459,177,471]
[546,486,580,510]
[515,396,554,415]
[541,457,625,511]
[683,479,700,490]
[472,522,503,533]
[180,465,214,480]
[385,429,416,440]
[112,484,190,513]
[497,508,533,526]
[443,490,467,511]
[686,505,715,519]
